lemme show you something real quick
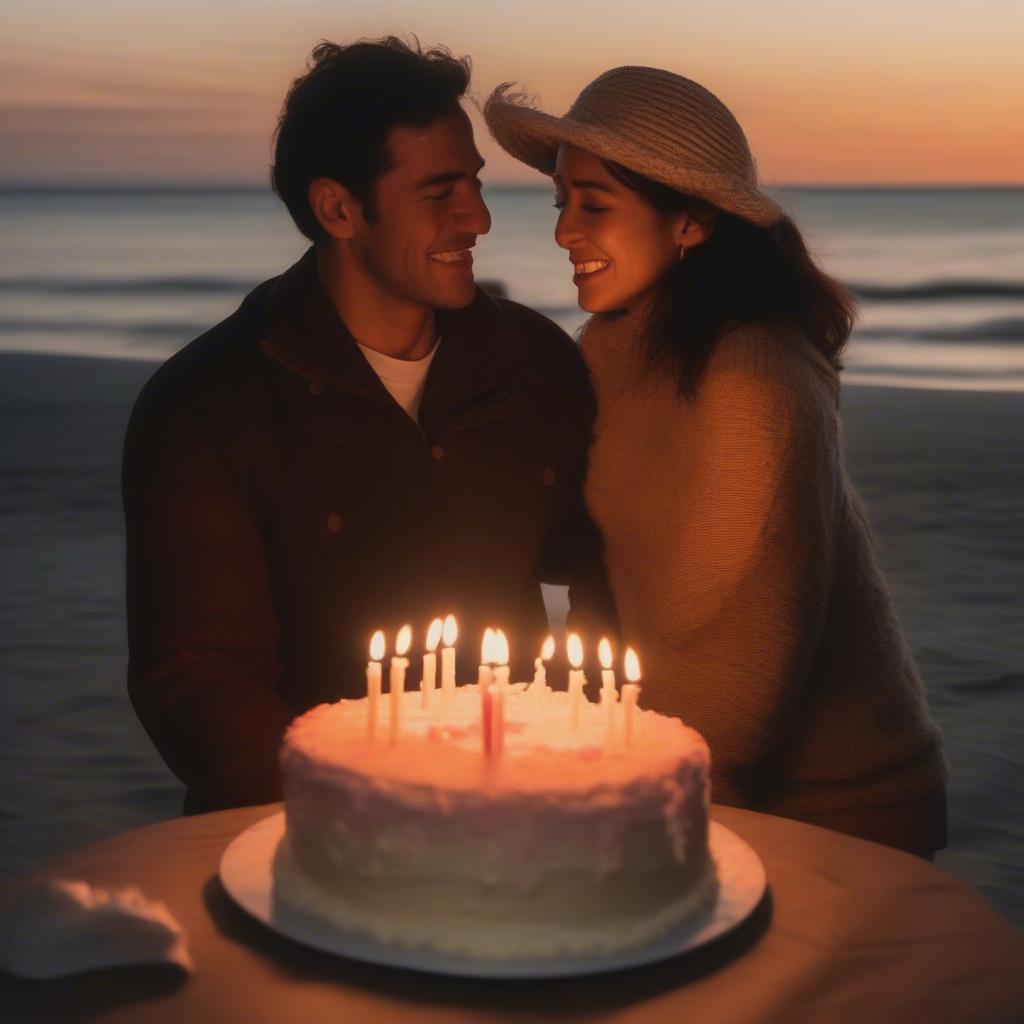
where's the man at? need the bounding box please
[122,37,611,812]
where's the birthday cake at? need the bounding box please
[273,679,717,961]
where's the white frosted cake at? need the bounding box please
[273,682,716,960]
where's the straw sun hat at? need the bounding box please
[483,66,784,227]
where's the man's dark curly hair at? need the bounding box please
[271,37,472,242]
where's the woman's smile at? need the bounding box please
[573,258,611,282]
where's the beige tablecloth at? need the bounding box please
[2,804,1022,1023]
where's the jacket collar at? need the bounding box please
[258,248,530,425]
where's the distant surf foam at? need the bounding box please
[2,274,1022,303]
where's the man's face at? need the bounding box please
[346,107,492,310]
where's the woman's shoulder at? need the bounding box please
[702,318,841,415]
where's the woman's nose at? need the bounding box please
[554,208,580,250]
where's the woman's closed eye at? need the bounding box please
[553,196,609,213]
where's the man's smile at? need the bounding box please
[428,248,473,263]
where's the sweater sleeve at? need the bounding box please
[123,365,294,810]
[643,333,841,804]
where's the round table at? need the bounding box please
[2,804,1022,1023]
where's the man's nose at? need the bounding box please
[454,187,491,236]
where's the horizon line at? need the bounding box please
[1,181,1022,193]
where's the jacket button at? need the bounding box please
[309,381,322,396]
[326,512,343,534]
[542,466,556,486]
[431,445,445,461]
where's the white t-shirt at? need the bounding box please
[356,338,440,424]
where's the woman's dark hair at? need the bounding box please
[604,162,855,397]
[271,37,471,242]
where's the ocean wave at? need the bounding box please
[0,318,207,339]
[0,275,255,296]
[842,371,1024,392]
[2,274,1022,305]
[855,318,1024,343]
[848,279,1024,301]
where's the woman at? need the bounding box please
[485,67,947,856]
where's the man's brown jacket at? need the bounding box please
[123,250,612,812]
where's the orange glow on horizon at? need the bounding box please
[3,2,1020,185]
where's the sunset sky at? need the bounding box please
[3,0,1022,186]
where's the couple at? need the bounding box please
[123,37,947,856]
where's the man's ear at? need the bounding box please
[308,178,359,240]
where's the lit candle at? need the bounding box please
[366,630,385,739]
[567,632,586,735]
[422,617,443,709]
[622,647,642,748]
[532,635,554,688]
[600,687,615,753]
[481,682,494,755]
[390,624,411,745]
[492,683,506,759]
[598,637,618,700]
[492,629,510,692]
[478,627,496,690]
[481,681,506,761]
[441,614,458,703]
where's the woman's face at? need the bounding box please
[553,145,688,314]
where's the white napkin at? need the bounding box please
[0,878,193,979]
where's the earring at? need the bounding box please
[678,245,686,261]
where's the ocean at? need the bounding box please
[1,186,1022,927]
[2,185,1022,388]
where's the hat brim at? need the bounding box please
[484,97,784,228]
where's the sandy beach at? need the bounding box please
[0,350,1021,927]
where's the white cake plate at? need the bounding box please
[219,812,766,979]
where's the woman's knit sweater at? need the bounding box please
[581,308,947,817]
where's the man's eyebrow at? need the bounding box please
[414,162,485,190]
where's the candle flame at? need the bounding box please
[481,627,498,664]
[598,637,613,670]
[426,617,443,652]
[624,647,641,682]
[540,635,555,661]
[567,632,583,669]
[395,624,412,657]
[369,630,385,662]
[494,629,509,666]
[442,613,458,647]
